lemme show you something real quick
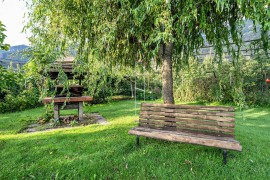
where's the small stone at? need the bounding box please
[27,128,37,132]
[28,124,39,128]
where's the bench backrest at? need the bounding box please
[139,103,235,138]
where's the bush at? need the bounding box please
[0,66,41,113]
[89,74,162,103]
[0,88,41,113]
[174,57,270,107]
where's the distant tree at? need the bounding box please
[0,21,9,50]
[26,0,269,104]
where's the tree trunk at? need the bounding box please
[161,42,175,104]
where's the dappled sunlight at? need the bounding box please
[241,108,270,118]
[235,108,270,129]
[244,112,269,118]
[0,116,9,119]
[0,124,109,140]
[241,123,269,128]
[0,117,136,142]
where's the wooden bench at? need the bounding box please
[128,103,242,164]
[42,96,93,121]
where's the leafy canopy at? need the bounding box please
[26,0,269,68]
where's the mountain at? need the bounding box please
[0,45,29,69]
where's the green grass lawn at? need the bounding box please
[0,100,269,179]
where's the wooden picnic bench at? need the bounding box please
[42,96,93,121]
[128,103,242,164]
[42,57,91,121]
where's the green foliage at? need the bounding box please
[174,55,270,107]
[26,1,269,67]
[39,105,53,123]
[69,120,79,127]
[0,88,40,113]
[136,90,161,101]
[0,21,10,51]
[89,71,162,103]
[25,1,270,105]
[0,66,23,96]
[52,119,61,127]
[0,66,41,113]
[134,73,162,101]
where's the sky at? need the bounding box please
[0,0,30,46]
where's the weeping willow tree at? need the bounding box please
[25,0,269,104]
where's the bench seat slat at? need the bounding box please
[129,127,242,151]
[132,126,237,141]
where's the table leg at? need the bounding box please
[78,102,83,121]
[54,103,60,120]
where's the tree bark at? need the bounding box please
[161,42,175,104]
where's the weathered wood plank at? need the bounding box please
[129,127,242,151]
[141,107,235,117]
[142,103,234,111]
[140,111,234,122]
[133,126,236,141]
[139,123,235,138]
[139,117,235,128]
[174,128,234,138]
[140,115,235,127]
[139,120,234,133]
[43,96,93,104]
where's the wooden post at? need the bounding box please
[78,102,83,121]
[54,103,60,120]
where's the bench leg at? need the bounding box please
[136,136,140,146]
[223,150,228,165]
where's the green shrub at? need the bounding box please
[69,120,79,127]
[0,66,41,113]
[174,57,270,107]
